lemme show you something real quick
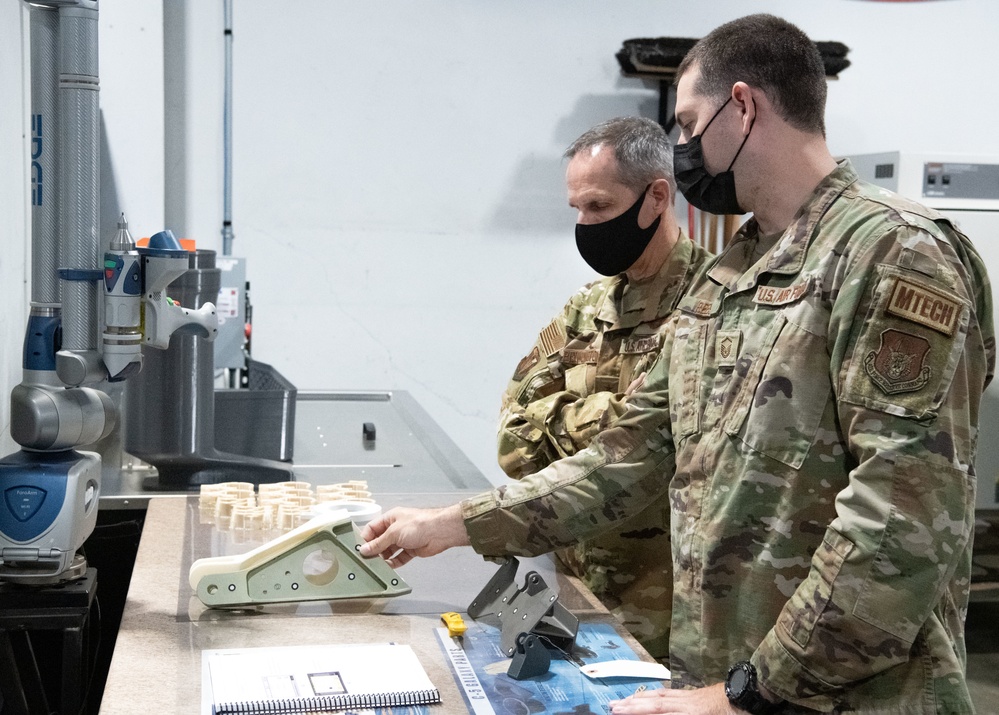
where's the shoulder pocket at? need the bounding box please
[841,265,970,420]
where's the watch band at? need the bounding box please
[725,661,777,714]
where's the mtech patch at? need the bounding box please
[885,278,960,336]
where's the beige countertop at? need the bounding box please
[99,495,650,714]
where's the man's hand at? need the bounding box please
[625,371,647,397]
[609,683,742,715]
[358,504,470,568]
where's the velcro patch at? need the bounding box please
[512,346,539,381]
[563,349,599,366]
[621,334,660,355]
[715,330,741,368]
[863,328,931,395]
[690,299,714,317]
[539,320,566,357]
[885,278,959,336]
[753,279,809,306]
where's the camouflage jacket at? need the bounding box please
[498,233,711,477]
[497,233,712,658]
[463,161,995,713]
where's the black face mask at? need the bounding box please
[673,97,754,215]
[574,185,660,276]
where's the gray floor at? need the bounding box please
[966,601,999,712]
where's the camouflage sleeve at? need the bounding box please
[497,391,563,480]
[471,353,675,557]
[498,389,630,479]
[497,301,628,480]
[496,306,572,479]
[752,223,993,707]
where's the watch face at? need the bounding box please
[729,667,750,695]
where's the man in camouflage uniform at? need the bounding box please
[498,117,712,659]
[362,14,994,714]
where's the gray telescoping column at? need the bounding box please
[56,1,102,387]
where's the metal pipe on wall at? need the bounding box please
[222,0,234,256]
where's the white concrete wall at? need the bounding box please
[98,1,164,234]
[3,0,998,484]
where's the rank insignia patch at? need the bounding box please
[715,330,741,368]
[864,328,931,395]
[513,346,539,381]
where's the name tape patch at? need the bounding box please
[885,278,960,336]
[563,349,599,366]
[621,334,660,355]
[753,279,809,306]
[690,300,713,317]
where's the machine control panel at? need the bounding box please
[922,162,999,201]
[849,151,999,211]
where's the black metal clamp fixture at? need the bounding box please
[467,557,579,678]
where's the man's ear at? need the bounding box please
[731,81,757,135]
[651,177,672,211]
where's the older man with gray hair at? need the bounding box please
[496,116,712,659]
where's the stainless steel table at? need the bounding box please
[100,390,490,508]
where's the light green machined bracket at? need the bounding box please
[189,511,410,608]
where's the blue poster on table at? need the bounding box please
[436,621,666,715]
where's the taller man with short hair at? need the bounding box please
[362,14,993,714]
[498,116,712,659]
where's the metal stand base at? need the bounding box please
[139,451,295,490]
[0,567,98,715]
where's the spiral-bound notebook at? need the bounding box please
[203,643,441,714]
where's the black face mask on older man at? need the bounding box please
[673,97,754,216]
[574,184,660,276]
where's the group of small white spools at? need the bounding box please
[199,480,381,535]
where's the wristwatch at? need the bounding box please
[725,661,777,714]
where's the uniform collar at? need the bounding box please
[706,160,858,294]
[597,229,696,329]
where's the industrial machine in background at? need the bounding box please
[0,0,302,589]
[123,247,295,488]
[850,151,999,512]
[118,0,294,488]
[0,1,222,585]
